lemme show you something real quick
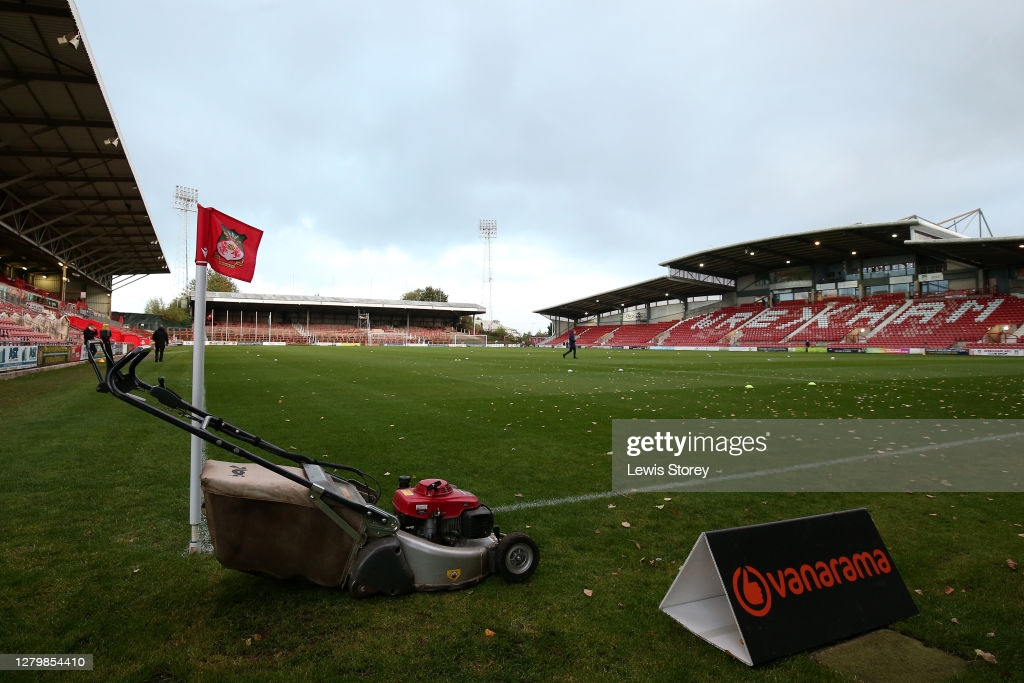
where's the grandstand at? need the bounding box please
[3,2,1024,368]
[1,1,167,321]
[1,1,165,372]
[536,213,1024,355]
[731,299,832,346]
[169,292,486,347]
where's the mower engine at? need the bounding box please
[392,476,495,546]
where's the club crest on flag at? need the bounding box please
[212,225,248,265]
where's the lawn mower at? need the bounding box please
[83,327,538,596]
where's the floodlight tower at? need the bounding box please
[173,185,198,295]
[479,219,497,331]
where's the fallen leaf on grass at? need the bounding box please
[484,629,496,637]
[607,504,616,509]
[655,504,665,509]
[951,617,959,624]
[632,541,641,550]
[974,649,997,664]
[514,493,524,498]
[1007,559,1019,571]
[583,588,593,597]
[621,521,631,528]
[944,586,955,595]
[914,589,924,595]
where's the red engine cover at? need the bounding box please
[392,478,480,519]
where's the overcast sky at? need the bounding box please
[73,0,1024,333]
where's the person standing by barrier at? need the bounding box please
[153,325,169,362]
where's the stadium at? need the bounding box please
[536,212,1024,355]
[2,1,1023,359]
[3,2,1024,681]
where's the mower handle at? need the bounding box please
[84,329,391,526]
[150,379,192,412]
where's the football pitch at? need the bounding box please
[2,346,1022,681]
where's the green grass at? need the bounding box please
[2,346,1022,682]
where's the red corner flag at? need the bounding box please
[195,204,264,283]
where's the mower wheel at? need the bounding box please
[496,532,539,583]
[348,580,375,599]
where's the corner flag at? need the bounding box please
[195,204,264,283]
[187,203,263,554]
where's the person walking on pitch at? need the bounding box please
[563,329,577,359]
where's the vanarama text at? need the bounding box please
[732,547,894,618]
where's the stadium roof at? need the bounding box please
[660,217,1024,276]
[533,275,735,321]
[0,0,165,292]
[536,215,1024,321]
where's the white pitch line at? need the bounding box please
[492,429,1024,513]
[662,368,838,385]
[494,489,630,513]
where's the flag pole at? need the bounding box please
[187,203,262,553]
[189,261,208,553]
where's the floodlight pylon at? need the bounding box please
[479,219,497,331]
[173,185,198,294]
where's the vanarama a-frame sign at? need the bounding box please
[660,508,918,666]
